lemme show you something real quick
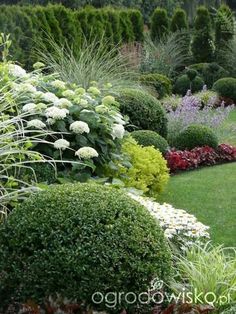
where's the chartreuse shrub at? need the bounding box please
[191,6,214,63]
[117,137,169,195]
[213,77,236,102]
[0,182,172,310]
[189,62,229,88]
[139,73,172,99]
[118,88,167,137]
[174,124,219,150]
[150,7,169,42]
[131,130,169,155]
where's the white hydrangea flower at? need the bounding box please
[95,105,109,114]
[70,121,90,134]
[22,103,37,112]
[27,119,46,129]
[54,98,73,108]
[34,91,44,99]
[62,90,75,98]
[19,83,37,93]
[102,95,115,105]
[46,118,56,125]
[45,106,69,120]
[80,99,88,106]
[88,86,101,96]
[53,139,70,150]
[33,62,45,70]
[43,92,59,104]
[75,147,98,159]
[51,80,66,90]
[75,87,86,95]
[8,64,27,78]
[111,124,125,139]
[113,113,126,125]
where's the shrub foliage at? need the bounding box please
[0,182,172,309]
[132,130,169,154]
[0,4,143,68]
[118,88,168,137]
[174,124,219,150]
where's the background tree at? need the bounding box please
[170,7,188,32]
[191,6,214,63]
[215,4,234,57]
[151,7,169,42]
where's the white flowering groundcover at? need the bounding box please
[129,193,210,248]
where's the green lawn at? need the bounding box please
[157,108,236,247]
[157,163,236,247]
[217,108,236,146]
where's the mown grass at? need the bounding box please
[217,108,236,146]
[157,163,236,247]
[158,109,236,247]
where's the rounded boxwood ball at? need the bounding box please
[213,77,236,102]
[118,88,168,138]
[132,130,169,154]
[174,124,218,150]
[0,183,172,310]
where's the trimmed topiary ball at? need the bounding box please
[140,73,172,99]
[0,183,172,310]
[174,124,219,150]
[174,74,204,96]
[118,88,168,137]
[213,77,236,103]
[132,130,169,154]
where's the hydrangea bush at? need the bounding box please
[4,62,127,181]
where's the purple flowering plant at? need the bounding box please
[167,91,234,146]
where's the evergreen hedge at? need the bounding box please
[0,4,143,68]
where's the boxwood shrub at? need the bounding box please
[174,74,204,96]
[174,124,219,150]
[213,77,236,102]
[140,73,172,99]
[189,63,229,88]
[132,130,169,154]
[0,183,172,310]
[118,88,168,137]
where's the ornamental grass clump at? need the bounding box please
[0,182,172,311]
[171,243,236,311]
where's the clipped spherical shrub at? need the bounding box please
[132,130,169,154]
[174,74,204,96]
[190,62,229,88]
[0,183,172,309]
[213,77,236,102]
[140,73,172,99]
[174,124,219,150]
[118,88,168,137]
